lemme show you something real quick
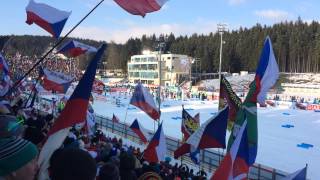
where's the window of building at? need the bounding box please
[135,58,141,62]
[141,57,147,62]
[148,64,157,70]
[141,64,147,70]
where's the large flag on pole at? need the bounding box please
[250,36,279,106]
[130,83,160,121]
[143,123,166,163]
[211,121,248,180]
[57,40,97,57]
[174,107,229,159]
[181,106,200,141]
[40,68,74,94]
[228,36,279,168]
[0,53,11,97]
[130,119,149,144]
[37,44,106,180]
[218,74,242,123]
[114,0,168,17]
[26,0,71,38]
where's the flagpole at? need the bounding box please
[306,163,308,180]
[112,114,115,133]
[123,104,130,138]
[5,0,105,96]
[156,35,166,127]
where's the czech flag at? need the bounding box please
[282,166,307,180]
[251,36,279,105]
[130,83,160,121]
[211,121,248,180]
[130,119,149,144]
[40,68,74,94]
[143,123,166,163]
[57,40,97,57]
[37,44,106,180]
[26,0,71,38]
[114,0,168,17]
[174,107,229,159]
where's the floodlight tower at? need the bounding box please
[217,23,228,83]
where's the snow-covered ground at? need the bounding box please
[92,93,320,179]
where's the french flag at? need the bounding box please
[40,68,74,94]
[143,123,167,163]
[211,120,248,180]
[37,44,106,180]
[174,107,229,159]
[57,40,97,57]
[130,119,149,144]
[114,0,168,17]
[130,83,160,121]
[26,0,71,38]
[251,36,279,105]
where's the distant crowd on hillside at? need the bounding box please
[5,53,82,81]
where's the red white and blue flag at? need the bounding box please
[130,83,160,121]
[57,40,97,57]
[37,44,106,180]
[143,123,166,163]
[174,107,229,159]
[251,36,279,105]
[211,120,248,180]
[281,166,307,180]
[114,0,168,17]
[130,119,149,144]
[0,53,11,96]
[26,0,71,38]
[40,68,74,94]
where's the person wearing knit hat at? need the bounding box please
[0,115,24,138]
[0,137,38,180]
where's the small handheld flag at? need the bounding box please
[174,107,229,159]
[130,83,160,121]
[39,68,74,94]
[57,40,97,57]
[129,119,149,144]
[143,123,166,163]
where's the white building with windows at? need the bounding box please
[127,51,191,86]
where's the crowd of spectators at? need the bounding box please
[0,95,208,180]
[5,52,81,81]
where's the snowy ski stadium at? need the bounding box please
[1,0,320,180]
[34,73,320,180]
